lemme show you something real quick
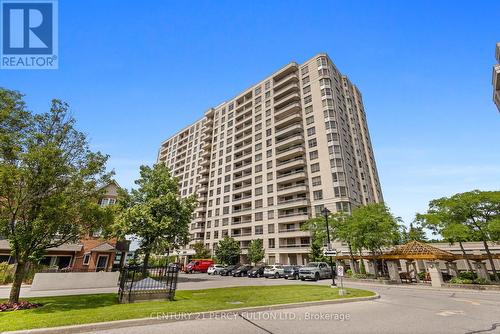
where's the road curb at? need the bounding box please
[4,293,380,334]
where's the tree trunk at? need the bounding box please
[142,251,151,276]
[9,261,28,303]
[458,241,474,273]
[482,240,499,281]
[347,242,358,274]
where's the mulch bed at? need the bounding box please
[0,301,42,312]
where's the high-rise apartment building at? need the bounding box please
[157,53,383,265]
[493,42,500,112]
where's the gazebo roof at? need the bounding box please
[383,240,455,260]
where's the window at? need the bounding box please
[311,163,320,173]
[312,176,321,186]
[309,150,319,160]
[268,238,275,248]
[268,210,274,219]
[307,127,316,136]
[308,138,317,148]
[306,116,314,125]
[83,253,91,265]
[255,213,263,221]
[268,224,275,233]
[255,225,263,234]
[313,190,323,200]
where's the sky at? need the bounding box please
[1,0,499,227]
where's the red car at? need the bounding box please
[185,259,214,273]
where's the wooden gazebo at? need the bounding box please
[382,240,456,261]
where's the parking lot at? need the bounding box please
[176,271,340,290]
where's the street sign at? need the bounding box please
[337,265,344,277]
[323,249,337,257]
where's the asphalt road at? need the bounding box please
[78,274,500,334]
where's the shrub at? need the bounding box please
[0,263,14,285]
[417,272,426,281]
[458,271,476,280]
[449,277,473,284]
[351,273,367,279]
[473,277,490,285]
[346,269,353,277]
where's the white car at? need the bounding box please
[264,265,285,278]
[207,264,225,275]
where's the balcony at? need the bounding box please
[275,123,303,139]
[278,243,310,249]
[193,216,205,224]
[276,157,306,171]
[275,146,305,160]
[274,102,301,121]
[233,192,252,202]
[233,158,252,172]
[232,215,252,225]
[275,134,304,151]
[276,170,307,184]
[277,184,308,196]
[274,91,300,110]
[233,148,252,163]
[273,81,300,100]
[233,168,252,180]
[274,112,302,130]
[273,66,298,85]
[232,206,252,214]
[277,212,309,223]
[276,198,308,209]
[200,158,210,167]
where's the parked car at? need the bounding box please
[232,265,253,277]
[264,265,285,278]
[185,259,214,273]
[219,264,240,276]
[283,265,302,280]
[299,262,333,281]
[247,264,266,278]
[207,264,225,275]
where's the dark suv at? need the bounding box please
[232,265,253,277]
[247,264,266,278]
[283,265,302,280]
[219,264,239,276]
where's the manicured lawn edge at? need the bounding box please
[5,293,379,334]
[0,285,376,333]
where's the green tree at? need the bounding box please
[192,241,211,259]
[405,222,428,242]
[416,190,500,280]
[114,164,196,274]
[214,237,240,265]
[247,239,265,265]
[348,203,402,278]
[0,89,112,303]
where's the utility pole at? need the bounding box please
[322,207,336,287]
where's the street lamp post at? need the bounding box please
[322,207,336,287]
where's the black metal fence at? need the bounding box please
[118,265,179,303]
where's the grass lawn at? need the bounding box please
[0,285,374,331]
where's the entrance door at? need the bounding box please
[96,255,109,272]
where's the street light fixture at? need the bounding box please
[322,207,336,287]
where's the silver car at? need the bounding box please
[299,262,332,281]
[263,265,285,278]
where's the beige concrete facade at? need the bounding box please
[493,42,500,112]
[157,53,383,265]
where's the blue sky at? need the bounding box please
[1,0,499,227]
